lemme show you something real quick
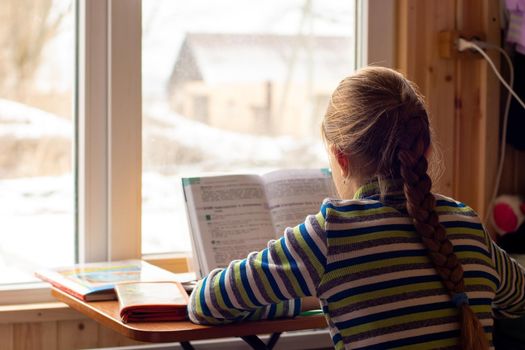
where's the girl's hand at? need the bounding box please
[301,296,320,312]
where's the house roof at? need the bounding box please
[168,32,354,88]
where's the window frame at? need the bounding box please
[0,0,393,305]
[79,0,142,263]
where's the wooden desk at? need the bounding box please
[52,288,327,349]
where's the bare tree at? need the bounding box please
[0,0,70,101]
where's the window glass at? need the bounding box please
[142,0,356,254]
[0,0,75,284]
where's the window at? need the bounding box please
[0,0,75,285]
[142,0,357,255]
[1,0,392,303]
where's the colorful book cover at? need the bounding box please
[35,260,182,301]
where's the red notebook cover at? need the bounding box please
[115,281,189,323]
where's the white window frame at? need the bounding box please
[79,0,142,263]
[1,0,393,306]
[0,0,142,305]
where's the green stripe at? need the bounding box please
[331,281,444,311]
[331,206,398,219]
[435,205,475,215]
[340,308,458,337]
[329,230,416,245]
[315,211,326,228]
[446,227,485,238]
[253,251,281,303]
[213,271,244,318]
[233,262,258,308]
[273,239,304,296]
[324,256,431,283]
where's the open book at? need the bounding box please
[115,281,189,323]
[182,168,336,277]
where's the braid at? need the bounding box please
[398,117,489,350]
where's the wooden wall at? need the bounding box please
[0,317,145,349]
[396,0,506,221]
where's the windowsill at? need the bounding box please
[0,282,56,306]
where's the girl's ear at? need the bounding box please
[331,145,350,178]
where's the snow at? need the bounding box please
[0,99,71,139]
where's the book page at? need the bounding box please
[183,175,274,275]
[263,169,336,236]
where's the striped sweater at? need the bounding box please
[188,180,525,349]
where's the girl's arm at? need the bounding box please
[491,239,525,318]
[188,209,327,325]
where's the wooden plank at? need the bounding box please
[477,0,501,219]
[13,322,57,350]
[0,324,14,350]
[454,0,500,219]
[41,322,58,350]
[97,324,145,347]
[423,0,456,196]
[396,0,456,196]
[57,319,98,350]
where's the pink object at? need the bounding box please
[494,203,518,233]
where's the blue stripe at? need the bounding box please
[454,244,491,258]
[327,224,415,238]
[436,199,466,208]
[326,249,426,270]
[320,203,328,218]
[199,277,212,316]
[280,238,310,295]
[325,201,384,212]
[469,298,493,306]
[293,298,301,316]
[299,222,326,267]
[239,260,263,307]
[267,303,276,319]
[464,270,499,286]
[328,275,441,302]
[332,333,343,347]
[337,301,454,329]
[353,330,460,350]
[218,270,234,308]
[441,221,483,230]
[261,249,286,300]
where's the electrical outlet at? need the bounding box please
[438,31,486,59]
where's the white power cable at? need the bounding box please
[456,38,523,222]
[458,38,525,110]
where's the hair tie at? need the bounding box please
[451,292,469,307]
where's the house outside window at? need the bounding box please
[142,0,357,254]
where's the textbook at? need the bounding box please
[35,260,183,301]
[115,281,189,323]
[182,168,337,277]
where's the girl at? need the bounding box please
[188,67,525,350]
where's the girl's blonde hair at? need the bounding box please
[322,66,489,350]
